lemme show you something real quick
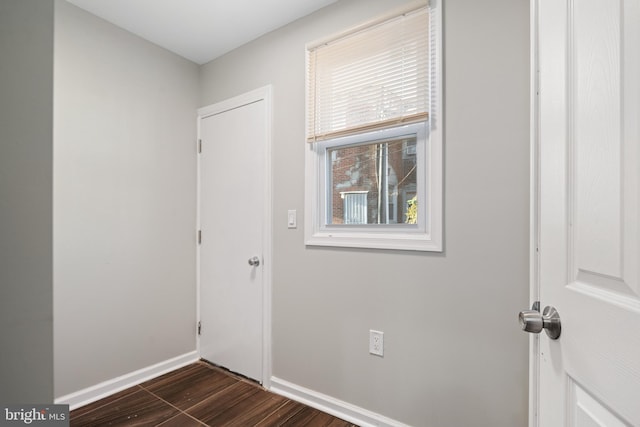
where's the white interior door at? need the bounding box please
[198,89,270,383]
[532,0,640,425]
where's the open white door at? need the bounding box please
[526,0,640,425]
[198,87,272,385]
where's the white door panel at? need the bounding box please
[199,97,267,383]
[535,0,640,425]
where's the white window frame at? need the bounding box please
[304,0,443,252]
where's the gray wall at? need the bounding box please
[53,0,199,397]
[199,0,530,425]
[0,0,529,421]
[0,0,55,403]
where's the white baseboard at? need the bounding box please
[55,351,199,410]
[269,376,412,427]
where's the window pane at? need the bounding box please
[327,136,417,225]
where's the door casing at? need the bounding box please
[196,85,273,388]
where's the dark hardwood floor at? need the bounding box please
[70,361,357,426]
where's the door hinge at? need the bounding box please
[197,321,201,335]
[198,230,202,244]
[198,139,202,154]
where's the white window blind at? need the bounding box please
[307,5,429,143]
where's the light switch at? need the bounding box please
[287,210,297,229]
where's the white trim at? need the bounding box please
[270,377,412,427]
[54,351,198,410]
[198,86,271,118]
[262,86,274,389]
[529,1,541,426]
[196,85,273,387]
[429,0,444,250]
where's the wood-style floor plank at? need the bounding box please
[70,386,140,420]
[185,381,260,424]
[202,387,288,426]
[71,389,179,426]
[141,363,237,411]
[327,419,358,427]
[70,361,357,427]
[253,400,307,426]
[155,413,206,427]
[281,406,354,427]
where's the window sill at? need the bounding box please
[305,230,442,252]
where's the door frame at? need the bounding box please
[529,1,540,426]
[196,85,273,387]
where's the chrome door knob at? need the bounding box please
[248,256,260,267]
[519,304,561,340]
[519,310,544,333]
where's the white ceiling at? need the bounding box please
[66,0,338,64]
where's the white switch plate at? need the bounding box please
[287,210,297,229]
[369,330,384,357]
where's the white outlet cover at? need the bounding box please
[369,330,384,357]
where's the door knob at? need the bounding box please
[519,304,561,339]
[248,256,260,267]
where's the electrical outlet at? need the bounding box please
[369,330,384,357]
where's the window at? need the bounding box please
[325,126,421,226]
[305,1,442,251]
